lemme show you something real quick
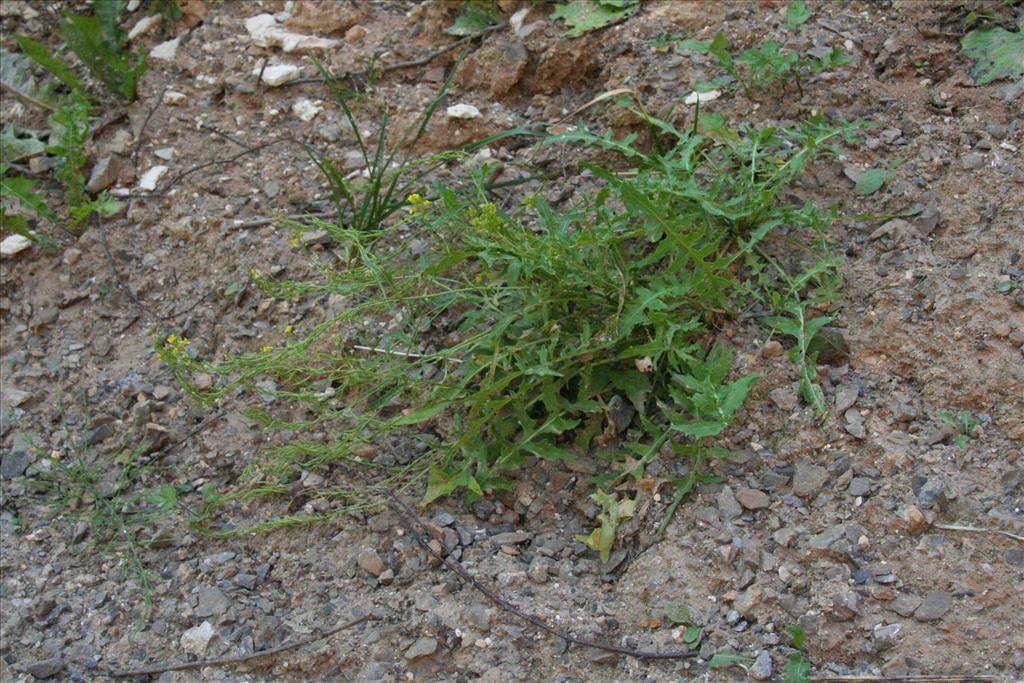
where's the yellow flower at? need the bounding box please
[405,193,431,217]
[284,325,294,336]
[260,345,273,354]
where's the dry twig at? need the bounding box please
[933,522,1024,543]
[106,614,374,678]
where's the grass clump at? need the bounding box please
[159,92,859,547]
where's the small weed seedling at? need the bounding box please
[784,625,813,683]
[1,1,143,237]
[669,1,850,97]
[937,409,979,448]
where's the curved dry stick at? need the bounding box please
[106,614,373,678]
[357,465,697,661]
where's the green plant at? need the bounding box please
[662,602,703,647]
[937,410,979,448]
[678,30,851,96]
[0,163,59,250]
[24,406,191,622]
[961,16,1024,84]
[785,1,812,32]
[551,0,639,37]
[446,1,501,36]
[159,97,859,552]
[784,626,812,683]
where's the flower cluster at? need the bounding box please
[405,193,431,217]
[158,334,191,363]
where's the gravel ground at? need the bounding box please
[1,1,1022,681]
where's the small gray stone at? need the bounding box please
[847,477,871,497]
[1,450,32,479]
[833,384,858,414]
[913,206,941,235]
[717,486,743,521]
[888,593,922,617]
[195,586,231,618]
[872,622,902,650]
[431,512,456,527]
[86,157,121,194]
[21,656,63,679]
[913,589,952,622]
[829,591,861,621]
[84,423,115,446]
[357,547,386,577]
[489,530,531,545]
[769,387,799,411]
[748,650,772,680]
[809,524,845,550]
[792,463,829,498]
[735,487,770,510]
[404,636,438,659]
[961,153,985,170]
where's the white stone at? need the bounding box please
[154,147,175,160]
[128,15,159,40]
[256,64,302,87]
[446,104,482,119]
[163,90,187,106]
[0,234,32,257]
[245,13,340,53]
[150,38,179,62]
[292,98,323,122]
[180,621,215,655]
[138,165,168,191]
[684,89,722,105]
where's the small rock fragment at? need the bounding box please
[888,593,922,618]
[717,486,743,521]
[404,636,438,659]
[0,235,32,257]
[345,25,367,42]
[913,589,952,622]
[292,98,323,122]
[138,165,168,191]
[792,462,829,498]
[257,63,302,87]
[245,13,340,52]
[748,650,772,680]
[164,90,187,106]
[150,37,179,62]
[761,340,784,358]
[357,547,385,577]
[735,488,770,510]
[833,384,858,415]
[21,657,63,679]
[180,621,216,654]
[446,104,482,119]
[86,157,122,193]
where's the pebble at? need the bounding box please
[86,157,121,194]
[20,657,63,679]
[792,463,829,498]
[888,592,922,617]
[761,340,784,358]
[292,98,322,122]
[258,63,302,87]
[913,589,952,622]
[138,165,168,191]
[847,477,871,497]
[345,24,367,43]
[717,486,743,521]
[961,153,985,170]
[357,547,386,577]
[180,621,216,654]
[150,37,179,62]
[748,650,772,680]
[769,387,799,411]
[833,384,858,414]
[0,234,32,257]
[164,90,187,105]
[489,530,531,545]
[735,487,770,510]
[446,104,482,119]
[195,586,231,617]
[404,636,438,659]
[734,587,761,617]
